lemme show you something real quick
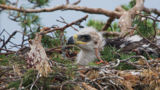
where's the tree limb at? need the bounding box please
[102,17,115,31]
[0,4,121,18]
[118,0,144,37]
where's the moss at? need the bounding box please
[42,35,61,48]
[100,46,137,70]
[101,46,119,62]
[88,62,99,66]
[0,55,14,65]
[8,69,36,89]
[0,59,9,66]
[8,80,21,89]
[116,62,136,70]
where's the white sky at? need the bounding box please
[0,0,160,49]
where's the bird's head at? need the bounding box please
[67,27,105,51]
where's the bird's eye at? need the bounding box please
[78,34,91,42]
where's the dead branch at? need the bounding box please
[135,28,160,51]
[30,73,40,90]
[0,48,15,52]
[66,0,69,4]
[27,33,52,77]
[21,28,27,48]
[72,0,81,5]
[0,31,17,51]
[56,17,79,31]
[102,17,115,31]
[102,6,125,31]
[40,15,88,34]
[118,0,144,37]
[0,4,121,18]
[81,82,97,90]
[0,52,15,55]
[60,80,77,90]
[138,13,160,22]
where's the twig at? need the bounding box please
[136,28,160,50]
[57,16,79,31]
[0,52,15,55]
[94,82,104,90]
[21,28,27,48]
[0,48,15,52]
[40,15,88,34]
[72,0,81,5]
[0,66,12,77]
[0,31,17,50]
[138,13,160,22]
[120,55,150,69]
[66,0,69,4]
[18,78,23,90]
[0,29,5,36]
[60,80,77,90]
[1,29,12,36]
[30,73,40,90]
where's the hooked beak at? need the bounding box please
[67,34,87,45]
[67,36,74,45]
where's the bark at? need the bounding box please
[118,0,144,37]
[27,33,52,77]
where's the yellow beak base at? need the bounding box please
[73,34,87,45]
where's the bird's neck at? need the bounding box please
[76,49,97,65]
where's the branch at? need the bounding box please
[0,31,17,50]
[102,6,126,31]
[72,0,81,5]
[0,4,121,18]
[40,15,88,34]
[143,7,160,16]
[118,0,144,37]
[102,17,115,31]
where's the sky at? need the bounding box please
[0,0,160,49]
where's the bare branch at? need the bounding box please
[57,16,79,31]
[102,17,115,31]
[72,0,81,5]
[66,0,69,4]
[0,31,17,50]
[102,6,126,31]
[0,4,121,18]
[40,15,88,34]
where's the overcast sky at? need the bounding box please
[0,0,160,49]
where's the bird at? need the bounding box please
[67,27,160,65]
[67,27,106,65]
